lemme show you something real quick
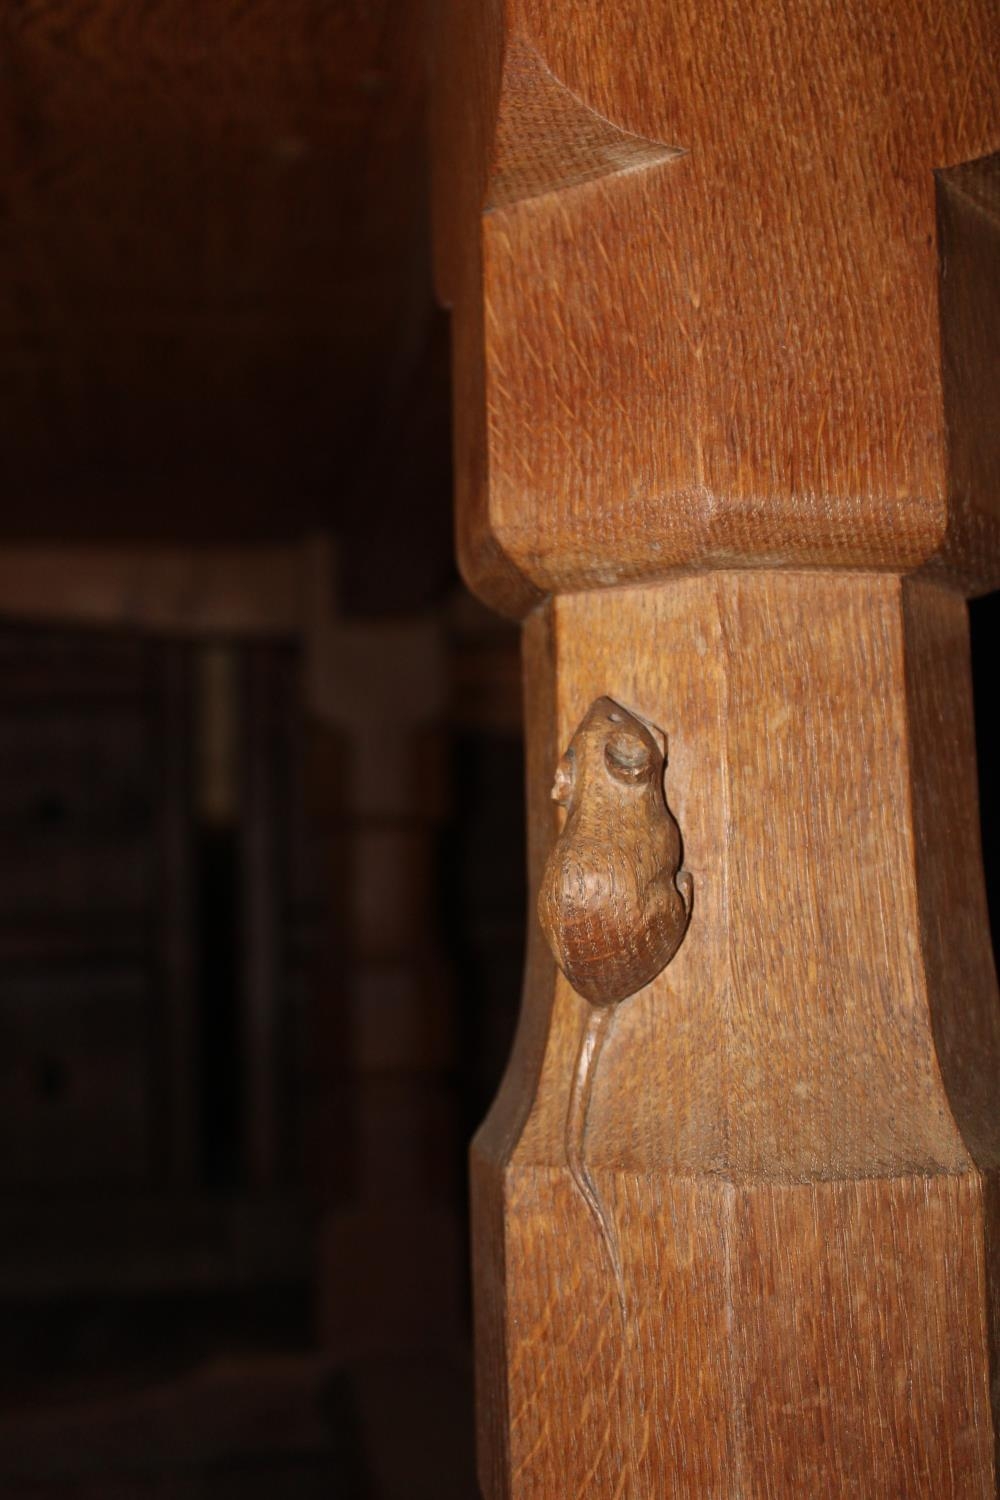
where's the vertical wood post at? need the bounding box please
[433,3,1000,1493]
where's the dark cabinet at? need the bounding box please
[0,967,152,1186]
[0,625,316,1295]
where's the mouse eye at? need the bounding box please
[605,730,653,783]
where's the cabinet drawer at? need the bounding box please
[0,968,152,1186]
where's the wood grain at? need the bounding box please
[434,0,1000,616]
[435,2,1000,1490]
[538,695,690,1007]
[471,573,1000,1495]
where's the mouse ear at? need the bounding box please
[604,727,655,784]
[551,749,575,805]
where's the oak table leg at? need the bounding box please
[432,3,1000,1494]
[475,575,1000,1494]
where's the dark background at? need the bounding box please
[0,3,996,1495]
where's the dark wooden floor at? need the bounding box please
[0,1293,478,1499]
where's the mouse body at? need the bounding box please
[538,696,692,1006]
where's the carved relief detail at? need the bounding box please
[539,695,692,1321]
[538,696,692,1007]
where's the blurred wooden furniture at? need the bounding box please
[302,613,466,1355]
[434,1,1000,1493]
[0,623,316,1297]
[0,1,436,553]
[0,628,195,1194]
[0,558,523,1376]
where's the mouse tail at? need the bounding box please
[565,1005,627,1324]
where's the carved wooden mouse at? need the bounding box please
[538,696,692,1320]
[539,695,692,1006]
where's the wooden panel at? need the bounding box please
[0,623,198,1197]
[0,709,153,917]
[0,628,148,703]
[0,967,151,1186]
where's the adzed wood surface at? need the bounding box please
[537,695,690,1009]
[472,573,1000,1496]
[434,0,1000,615]
[433,2,1000,1493]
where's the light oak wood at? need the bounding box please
[434,1,1000,616]
[538,696,690,1006]
[434,1,1000,1493]
[473,573,1000,1495]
